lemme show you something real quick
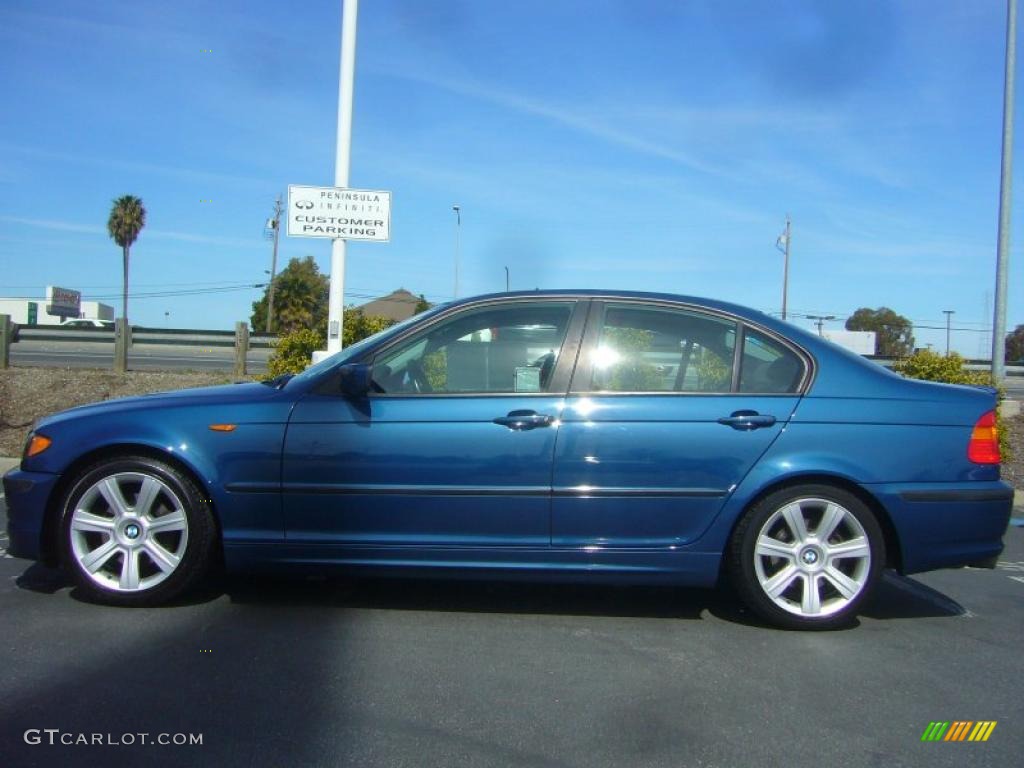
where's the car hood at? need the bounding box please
[35,381,277,429]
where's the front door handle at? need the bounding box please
[717,410,777,431]
[493,410,555,431]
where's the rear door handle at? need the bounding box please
[717,410,777,431]
[493,410,555,431]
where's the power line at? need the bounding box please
[0,284,448,305]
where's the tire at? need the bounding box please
[728,484,885,630]
[59,455,217,606]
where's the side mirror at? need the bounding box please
[338,363,373,398]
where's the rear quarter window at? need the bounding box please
[739,329,805,393]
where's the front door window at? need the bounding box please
[373,302,575,395]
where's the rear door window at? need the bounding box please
[589,304,738,393]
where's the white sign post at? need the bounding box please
[287,185,391,241]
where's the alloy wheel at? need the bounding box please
[68,472,190,592]
[752,497,872,618]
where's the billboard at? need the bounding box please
[45,285,81,318]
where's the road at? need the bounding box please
[9,339,270,373]
[1003,377,1024,399]
[1,489,1022,767]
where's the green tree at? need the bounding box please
[845,307,914,357]
[251,256,329,336]
[107,195,147,323]
[414,294,432,314]
[1006,324,1024,363]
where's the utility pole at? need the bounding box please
[265,196,283,334]
[993,0,1017,381]
[452,205,461,298]
[943,309,955,355]
[775,215,791,320]
[807,314,835,336]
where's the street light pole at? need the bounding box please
[775,215,792,320]
[265,195,283,334]
[504,266,509,292]
[993,0,1017,380]
[943,309,955,355]
[452,205,461,298]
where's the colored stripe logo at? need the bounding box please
[921,721,997,742]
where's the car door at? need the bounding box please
[282,298,587,547]
[552,300,808,548]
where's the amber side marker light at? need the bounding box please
[967,411,1000,464]
[208,424,237,432]
[26,434,52,457]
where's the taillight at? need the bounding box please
[967,411,1000,464]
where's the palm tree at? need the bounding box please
[107,195,147,324]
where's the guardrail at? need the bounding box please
[2,315,1021,377]
[0,315,276,373]
[866,357,1024,375]
[13,325,276,349]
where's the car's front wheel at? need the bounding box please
[60,456,216,605]
[728,484,884,630]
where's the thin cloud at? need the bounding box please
[374,66,906,193]
[0,216,103,235]
[145,229,258,248]
[0,143,274,188]
[0,216,258,249]
[375,67,732,179]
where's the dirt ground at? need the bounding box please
[1004,411,1024,489]
[0,367,249,458]
[1,366,1021,489]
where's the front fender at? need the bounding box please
[25,402,290,545]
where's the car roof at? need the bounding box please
[453,289,775,319]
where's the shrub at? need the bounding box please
[264,310,397,379]
[695,348,732,391]
[343,309,396,348]
[893,350,1011,460]
[266,328,324,377]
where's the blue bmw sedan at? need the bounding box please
[3,291,1013,629]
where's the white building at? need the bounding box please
[0,296,114,326]
[821,330,877,356]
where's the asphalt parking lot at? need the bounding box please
[1,492,1022,768]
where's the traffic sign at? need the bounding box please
[287,184,391,241]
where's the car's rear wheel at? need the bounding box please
[728,484,884,630]
[60,456,216,606]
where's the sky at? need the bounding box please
[0,0,1021,355]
